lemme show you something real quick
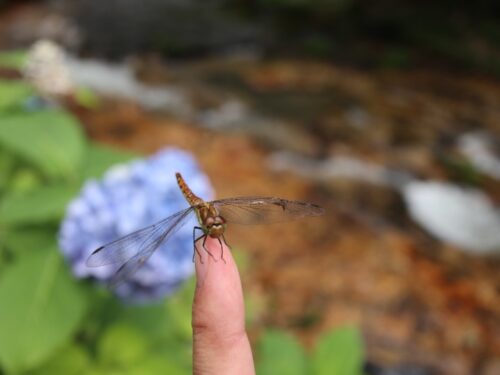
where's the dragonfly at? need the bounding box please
[86,172,324,287]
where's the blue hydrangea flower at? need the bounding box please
[59,148,213,302]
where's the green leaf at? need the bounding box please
[127,355,189,375]
[0,184,77,225]
[0,79,33,110]
[0,148,18,192]
[165,277,196,340]
[0,249,88,373]
[256,330,308,375]
[74,87,100,109]
[83,143,138,179]
[28,344,91,375]
[0,50,27,69]
[311,327,364,375]
[9,167,43,193]
[0,110,85,180]
[116,299,192,369]
[2,227,57,256]
[118,303,173,343]
[98,324,149,368]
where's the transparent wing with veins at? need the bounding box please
[86,207,194,287]
[212,196,325,225]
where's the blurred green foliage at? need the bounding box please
[0,50,27,70]
[312,327,364,375]
[0,111,85,180]
[0,80,33,111]
[0,62,365,374]
[74,87,101,110]
[0,250,87,373]
[257,327,364,375]
[257,330,309,374]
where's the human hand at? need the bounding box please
[192,237,256,375]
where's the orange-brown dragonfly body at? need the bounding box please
[88,172,324,287]
[176,172,229,261]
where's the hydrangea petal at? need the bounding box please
[59,147,213,302]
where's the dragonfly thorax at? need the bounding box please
[204,215,226,238]
[197,204,227,238]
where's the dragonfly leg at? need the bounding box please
[217,237,227,264]
[193,226,204,263]
[201,235,217,261]
[221,233,231,264]
[222,233,232,249]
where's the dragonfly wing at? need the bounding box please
[108,251,153,288]
[212,197,324,225]
[86,207,193,267]
[108,208,194,288]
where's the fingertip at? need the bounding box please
[192,237,254,374]
[192,236,245,334]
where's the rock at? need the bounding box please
[458,132,500,180]
[199,102,321,156]
[268,152,412,189]
[403,181,500,254]
[66,56,192,116]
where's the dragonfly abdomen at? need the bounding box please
[176,172,203,206]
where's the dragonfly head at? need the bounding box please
[205,215,226,238]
